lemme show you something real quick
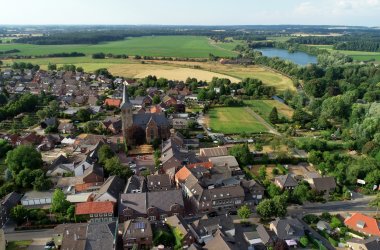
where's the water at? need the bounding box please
[257,47,318,66]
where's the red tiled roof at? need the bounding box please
[344,213,380,237]
[187,162,213,170]
[75,182,102,192]
[175,166,192,183]
[75,201,114,215]
[104,99,122,107]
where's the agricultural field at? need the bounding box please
[311,45,380,62]
[207,107,268,134]
[244,100,294,122]
[0,36,238,58]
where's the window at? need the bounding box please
[149,216,156,221]
[108,213,113,216]
[160,214,167,220]
[94,213,98,217]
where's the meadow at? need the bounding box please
[0,36,238,58]
[207,107,268,134]
[244,100,294,122]
[311,45,380,62]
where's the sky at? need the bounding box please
[1,0,380,26]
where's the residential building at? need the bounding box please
[344,213,380,237]
[307,176,337,194]
[241,179,265,203]
[125,175,147,194]
[166,215,195,248]
[269,217,305,244]
[347,237,380,250]
[146,174,172,191]
[199,146,229,158]
[0,192,22,227]
[274,174,298,190]
[94,176,125,203]
[119,189,184,222]
[122,218,153,250]
[75,201,115,222]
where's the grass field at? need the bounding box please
[0,36,238,58]
[310,45,380,62]
[6,240,32,250]
[245,100,294,122]
[207,107,268,134]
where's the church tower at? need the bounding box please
[120,84,133,139]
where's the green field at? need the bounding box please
[207,107,268,134]
[0,36,238,58]
[245,100,294,123]
[311,45,380,62]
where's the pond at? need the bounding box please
[257,47,318,66]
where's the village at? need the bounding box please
[0,66,379,250]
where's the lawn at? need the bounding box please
[6,240,32,250]
[245,100,294,122]
[207,107,268,134]
[0,36,238,58]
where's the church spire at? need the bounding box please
[121,83,132,109]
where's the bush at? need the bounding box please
[300,236,309,247]
[303,214,319,224]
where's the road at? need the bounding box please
[244,107,281,136]
[4,229,54,242]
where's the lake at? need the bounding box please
[257,47,318,66]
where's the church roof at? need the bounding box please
[120,84,133,109]
[133,113,169,127]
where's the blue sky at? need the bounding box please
[1,0,380,26]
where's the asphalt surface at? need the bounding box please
[4,229,54,242]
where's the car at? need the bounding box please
[207,127,212,131]
[45,241,56,250]
[139,167,147,172]
[207,211,218,217]
[228,210,237,215]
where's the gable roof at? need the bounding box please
[147,174,171,189]
[123,218,153,239]
[310,177,336,192]
[124,175,147,193]
[104,98,122,107]
[275,174,298,188]
[200,147,228,158]
[133,113,169,127]
[344,213,380,237]
[85,222,117,250]
[75,201,114,215]
[270,217,305,240]
[1,192,22,209]
[175,166,192,183]
[95,176,125,201]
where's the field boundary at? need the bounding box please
[244,107,280,136]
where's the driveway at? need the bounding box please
[28,238,51,250]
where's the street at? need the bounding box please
[4,229,54,242]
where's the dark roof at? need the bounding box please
[275,174,298,188]
[95,176,125,201]
[123,218,153,239]
[119,189,184,215]
[270,217,305,240]
[133,113,169,128]
[192,215,234,236]
[256,224,273,245]
[203,230,239,250]
[85,222,117,250]
[147,174,171,190]
[241,179,265,191]
[311,177,337,192]
[83,165,104,180]
[1,192,22,209]
[124,175,147,193]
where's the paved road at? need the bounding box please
[298,218,335,250]
[4,229,54,242]
[244,107,281,136]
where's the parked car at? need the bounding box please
[207,211,218,217]
[228,210,237,215]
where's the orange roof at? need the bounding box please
[75,201,114,215]
[104,98,122,107]
[75,182,102,192]
[344,213,380,236]
[187,162,213,170]
[150,105,162,113]
[175,166,191,183]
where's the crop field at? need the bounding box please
[0,36,238,58]
[207,107,268,134]
[310,45,380,62]
[245,100,294,121]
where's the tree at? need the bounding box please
[274,239,289,250]
[273,195,287,217]
[237,205,251,220]
[299,236,309,247]
[66,205,75,221]
[47,63,57,71]
[257,199,275,219]
[52,189,70,214]
[258,166,267,180]
[152,95,161,105]
[292,183,311,204]
[22,115,35,127]
[6,145,43,174]
[105,156,133,179]
[330,216,342,229]
[229,144,252,165]
[33,174,51,191]
[370,193,380,216]
[11,205,28,225]
[154,150,161,170]
[98,145,115,165]
[0,139,12,158]
[76,109,91,122]
[267,183,282,198]
[15,168,33,188]
[269,107,279,124]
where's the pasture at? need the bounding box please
[0,36,238,58]
[311,45,380,62]
[244,100,294,122]
[207,107,268,134]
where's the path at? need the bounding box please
[244,107,281,136]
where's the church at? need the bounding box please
[121,84,170,146]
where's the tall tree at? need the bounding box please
[6,145,43,174]
[269,107,279,124]
[51,189,70,214]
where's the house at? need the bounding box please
[243,230,263,246]
[21,191,54,208]
[269,217,305,243]
[347,237,380,250]
[66,193,94,204]
[94,176,125,203]
[274,174,298,190]
[146,174,172,191]
[82,165,104,183]
[47,162,75,177]
[191,215,235,244]
[119,189,184,222]
[123,218,153,250]
[307,176,337,194]
[166,215,195,248]
[54,222,118,250]
[241,179,265,203]
[200,146,229,158]
[256,224,274,246]
[58,122,76,134]
[209,156,242,178]
[104,98,122,108]
[75,201,115,222]
[203,230,239,250]
[0,192,22,227]
[40,117,57,129]
[125,175,147,194]
[316,220,331,233]
[344,213,380,237]
[102,117,122,134]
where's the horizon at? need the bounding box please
[1,0,380,26]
